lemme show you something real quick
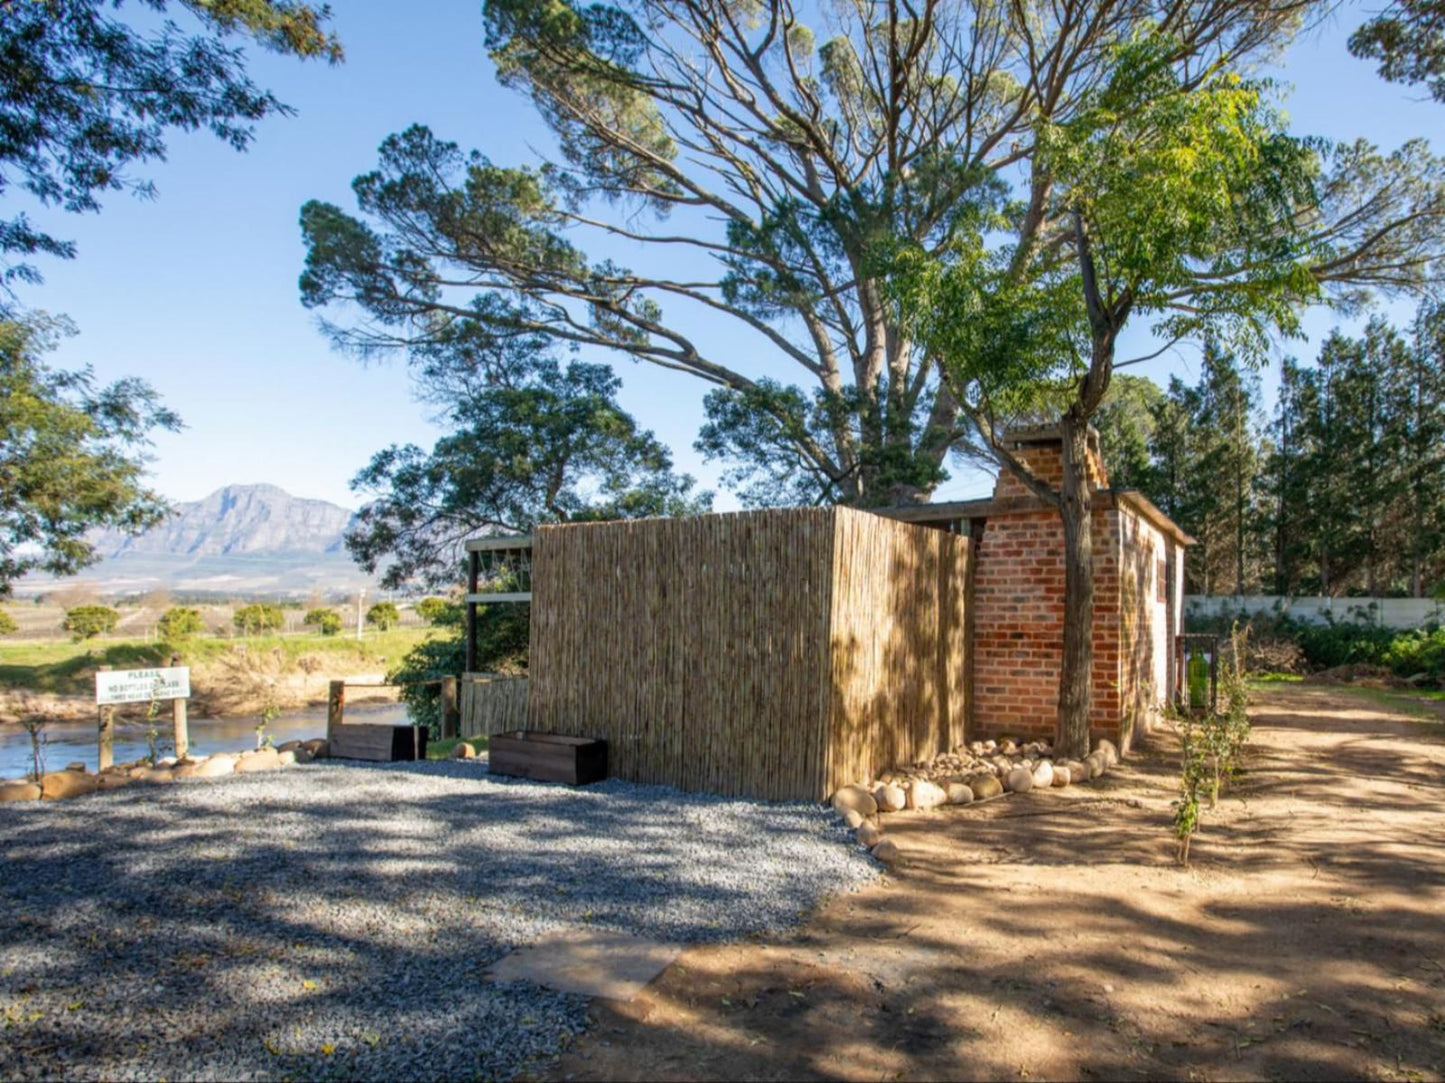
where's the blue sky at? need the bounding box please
[21,2,1443,511]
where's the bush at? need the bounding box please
[389,604,528,735]
[1189,610,1443,684]
[365,600,400,631]
[304,607,342,636]
[232,603,285,635]
[63,604,120,641]
[0,607,16,635]
[157,606,204,640]
[415,597,460,626]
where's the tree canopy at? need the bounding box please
[63,603,119,640]
[0,317,180,596]
[346,352,710,589]
[0,0,341,310]
[1350,0,1445,103]
[301,0,1405,509]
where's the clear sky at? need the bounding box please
[19,2,1443,512]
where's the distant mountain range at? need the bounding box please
[19,484,379,599]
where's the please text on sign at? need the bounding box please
[95,667,191,706]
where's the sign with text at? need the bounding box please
[95,667,191,706]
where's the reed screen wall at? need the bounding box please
[526,506,970,800]
[459,675,529,738]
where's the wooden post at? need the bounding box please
[169,653,189,760]
[440,676,459,740]
[465,550,480,673]
[97,664,114,772]
[326,680,346,742]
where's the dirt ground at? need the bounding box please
[549,688,1445,1082]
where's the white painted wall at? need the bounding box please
[1186,595,1445,629]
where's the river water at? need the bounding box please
[1,702,411,780]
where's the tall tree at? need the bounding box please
[1390,303,1445,595]
[883,35,1444,754]
[0,317,180,595]
[1192,341,1264,596]
[0,0,342,310]
[299,0,1342,510]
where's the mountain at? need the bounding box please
[21,484,379,599]
[93,484,355,559]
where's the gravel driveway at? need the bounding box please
[0,760,877,1081]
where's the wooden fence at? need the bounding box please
[459,674,529,738]
[526,506,971,800]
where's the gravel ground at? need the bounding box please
[0,760,877,1081]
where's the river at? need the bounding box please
[0,702,412,780]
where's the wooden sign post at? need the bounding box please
[95,665,192,766]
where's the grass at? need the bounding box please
[1250,674,1445,721]
[0,628,435,697]
[426,736,489,761]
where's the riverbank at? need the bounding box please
[0,627,433,724]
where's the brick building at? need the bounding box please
[878,426,1191,752]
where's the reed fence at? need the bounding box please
[526,506,971,800]
[459,675,529,738]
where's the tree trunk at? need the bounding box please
[1056,414,1094,760]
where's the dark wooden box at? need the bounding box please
[489,731,608,785]
[330,724,428,762]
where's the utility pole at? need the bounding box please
[356,587,365,640]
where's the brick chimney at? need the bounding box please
[991,425,1109,500]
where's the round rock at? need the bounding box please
[871,839,902,866]
[908,780,948,811]
[0,780,41,802]
[1004,766,1034,794]
[857,822,884,848]
[969,775,1004,800]
[946,782,974,805]
[1031,760,1054,788]
[874,783,906,813]
[1051,765,1072,787]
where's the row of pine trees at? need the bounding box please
[1095,303,1445,598]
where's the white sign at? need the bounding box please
[95,667,191,706]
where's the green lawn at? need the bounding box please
[1250,674,1445,720]
[0,627,435,697]
[426,735,489,761]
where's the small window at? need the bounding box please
[1156,558,1168,603]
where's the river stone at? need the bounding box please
[969,775,1004,799]
[96,772,133,791]
[874,783,906,813]
[1085,752,1108,779]
[0,780,41,802]
[136,767,175,784]
[843,809,865,830]
[276,750,298,766]
[871,839,902,866]
[909,780,948,811]
[1051,765,1072,787]
[452,742,477,760]
[303,738,330,758]
[276,740,303,753]
[1005,766,1034,794]
[1031,760,1054,788]
[171,761,204,779]
[857,822,884,848]
[195,755,236,778]
[40,770,99,800]
[946,782,974,805]
[1061,758,1090,781]
[235,748,281,773]
[291,747,314,764]
[832,784,877,816]
[1096,739,1120,767]
[64,761,87,773]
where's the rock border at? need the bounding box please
[830,737,1121,866]
[0,739,333,803]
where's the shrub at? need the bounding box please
[157,605,204,640]
[365,600,400,631]
[1172,627,1252,867]
[304,607,342,636]
[0,607,16,635]
[63,604,120,641]
[415,596,460,626]
[232,603,285,635]
[389,604,528,735]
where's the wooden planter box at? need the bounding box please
[489,731,607,785]
[330,724,428,762]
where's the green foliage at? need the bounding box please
[365,601,400,631]
[389,604,529,735]
[232,602,285,635]
[1350,0,1445,102]
[1191,610,1445,683]
[0,607,16,636]
[414,597,460,626]
[1171,628,1253,867]
[0,0,341,308]
[347,356,710,589]
[156,606,204,640]
[62,604,119,641]
[0,318,180,595]
[304,607,342,635]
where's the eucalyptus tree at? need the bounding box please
[1350,0,1445,102]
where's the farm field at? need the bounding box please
[551,686,1445,1082]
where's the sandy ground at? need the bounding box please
[549,687,1445,1082]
